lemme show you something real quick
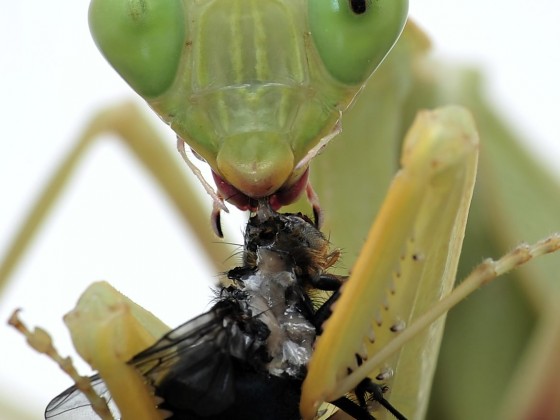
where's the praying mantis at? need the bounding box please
[2,1,560,419]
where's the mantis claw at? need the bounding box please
[211,204,224,238]
[306,181,323,229]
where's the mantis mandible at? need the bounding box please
[1,0,560,420]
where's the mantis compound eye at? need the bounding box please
[308,0,408,84]
[89,0,185,97]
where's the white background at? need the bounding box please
[1,1,559,418]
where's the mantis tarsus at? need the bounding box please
[1,1,560,419]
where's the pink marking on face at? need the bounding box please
[212,169,309,212]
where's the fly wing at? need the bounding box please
[131,303,241,416]
[45,302,241,419]
[45,375,119,419]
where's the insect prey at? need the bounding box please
[40,203,405,420]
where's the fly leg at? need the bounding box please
[354,378,407,420]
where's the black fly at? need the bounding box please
[45,204,405,420]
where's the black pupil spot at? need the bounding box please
[349,0,368,14]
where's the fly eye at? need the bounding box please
[349,0,369,15]
[308,0,409,84]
